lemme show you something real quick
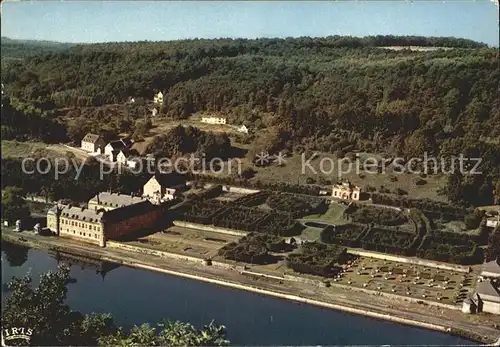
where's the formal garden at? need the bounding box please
[171,186,488,267]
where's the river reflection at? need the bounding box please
[1,244,478,346]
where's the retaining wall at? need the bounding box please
[172,221,247,236]
[106,241,206,265]
[347,249,470,273]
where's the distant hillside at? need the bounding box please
[1,37,75,61]
[1,35,498,206]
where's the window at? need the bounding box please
[83,233,86,237]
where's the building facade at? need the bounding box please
[143,174,183,203]
[47,200,162,247]
[104,139,133,162]
[47,205,106,247]
[475,279,500,315]
[81,133,106,153]
[201,116,226,125]
[332,181,361,201]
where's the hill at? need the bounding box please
[0,35,499,206]
[1,36,75,61]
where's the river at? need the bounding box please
[1,243,477,345]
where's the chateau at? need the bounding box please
[331,181,361,201]
[47,200,162,247]
[46,174,185,247]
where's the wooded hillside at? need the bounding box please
[1,36,499,206]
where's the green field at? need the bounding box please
[302,203,347,224]
[1,140,50,158]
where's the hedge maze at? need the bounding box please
[287,243,348,277]
[218,233,294,264]
[416,232,483,265]
[320,223,368,247]
[173,188,484,267]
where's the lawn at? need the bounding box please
[249,151,448,202]
[302,203,347,224]
[1,140,51,158]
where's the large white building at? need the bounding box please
[332,181,361,201]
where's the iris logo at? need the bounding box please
[1,327,33,346]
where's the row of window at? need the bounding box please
[64,228,100,239]
[61,219,101,231]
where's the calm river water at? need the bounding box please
[1,243,477,345]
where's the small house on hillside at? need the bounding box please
[81,133,106,153]
[201,116,226,125]
[153,91,163,105]
[238,125,249,134]
[105,139,133,162]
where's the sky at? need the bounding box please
[1,1,499,46]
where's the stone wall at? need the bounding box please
[172,221,247,236]
[106,241,206,264]
[348,249,470,273]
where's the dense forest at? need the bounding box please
[1,35,499,206]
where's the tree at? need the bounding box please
[2,267,229,346]
[1,186,30,223]
[486,227,500,261]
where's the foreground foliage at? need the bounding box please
[2,267,229,346]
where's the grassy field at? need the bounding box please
[124,226,242,259]
[1,140,88,162]
[302,202,347,224]
[1,140,51,158]
[130,113,244,155]
[249,152,448,202]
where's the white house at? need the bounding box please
[201,116,226,125]
[153,91,163,105]
[151,108,158,117]
[104,139,133,162]
[143,175,183,203]
[486,215,499,229]
[81,133,106,153]
[238,125,249,134]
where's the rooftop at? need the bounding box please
[476,280,500,302]
[482,259,500,276]
[101,200,159,223]
[82,133,101,143]
[88,192,145,208]
[59,205,104,223]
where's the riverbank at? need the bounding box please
[2,231,499,344]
